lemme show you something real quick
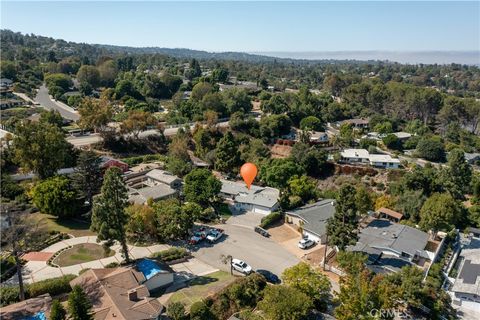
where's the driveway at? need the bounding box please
[190,223,300,278]
[226,211,264,228]
[268,223,321,258]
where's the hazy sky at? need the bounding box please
[1,1,479,52]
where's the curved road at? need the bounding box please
[34,85,80,121]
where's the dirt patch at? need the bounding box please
[268,222,299,242]
[270,144,292,158]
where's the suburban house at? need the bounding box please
[339,118,370,129]
[286,199,336,243]
[340,149,370,164]
[219,179,280,215]
[348,219,444,274]
[70,259,173,320]
[128,184,178,205]
[299,130,329,144]
[99,156,129,173]
[449,236,480,315]
[376,207,404,223]
[145,169,182,189]
[340,149,400,169]
[0,78,13,91]
[368,154,401,169]
[0,293,51,320]
[361,131,412,141]
[465,153,480,165]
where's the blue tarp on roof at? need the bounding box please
[137,259,163,280]
[24,311,47,320]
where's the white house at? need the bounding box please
[340,149,370,164]
[219,179,280,215]
[449,237,480,316]
[368,154,401,169]
[309,131,329,143]
[340,149,400,169]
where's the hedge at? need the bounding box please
[150,247,189,262]
[122,154,167,166]
[0,274,76,307]
[260,211,284,229]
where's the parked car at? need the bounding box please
[256,269,280,284]
[298,238,315,249]
[189,228,208,245]
[254,226,270,238]
[206,228,224,243]
[231,258,253,275]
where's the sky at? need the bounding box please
[1,1,479,53]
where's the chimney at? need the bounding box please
[128,289,137,301]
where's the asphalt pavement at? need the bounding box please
[190,222,300,278]
[34,85,80,121]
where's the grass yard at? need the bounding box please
[52,243,114,267]
[30,213,95,237]
[215,203,233,220]
[167,271,235,308]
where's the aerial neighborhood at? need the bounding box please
[0,3,480,320]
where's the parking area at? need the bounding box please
[268,223,322,258]
[190,223,300,278]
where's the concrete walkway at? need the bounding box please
[18,236,171,284]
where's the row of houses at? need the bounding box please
[285,201,444,274]
[340,148,401,169]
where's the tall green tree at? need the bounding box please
[215,131,241,173]
[183,169,221,207]
[258,285,313,320]
[419,192,463,232]
[68,285,93,320]
[326,184,359,250]
[76,65,100,88]
[153,199,195,241]
[13,121,72,179]
[91,167,131,263]
[49,299,67,320]
[71,151,102,206]
[282,262,331,310]
[31,176,78,217]
[441,148,472,199]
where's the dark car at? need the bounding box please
[256,269,280,284]
[254,226,270,238]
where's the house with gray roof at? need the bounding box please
[464,153,480,165]
[219,179,279,215]
[145,169,182,189]
[450,237,480,315]
[128,184,177,205]
[348,219,442,273]
[286,199,336,243]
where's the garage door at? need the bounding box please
[253,206,271,215]
[304,231,320,243]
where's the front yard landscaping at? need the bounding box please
[167,271,235,308]
[51,243,114,267]
[30,212,95,237]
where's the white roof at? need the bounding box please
[393,132,412,139]
[368,154,401,164]
[146,169,181,184]
[341,149,369,159]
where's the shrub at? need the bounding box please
[122,154,166,166]
[0,274,75,307]
[27,274,76,298]
[105,262,119,268]
[260,211,283,229]
[150,247,189,262]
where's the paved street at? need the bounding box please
[34,85,80,121]
[190,222,300,278]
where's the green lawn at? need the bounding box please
[215,203,233,220]
[52,243,114,267]
[167,271,235,308]
[30,213,96,237]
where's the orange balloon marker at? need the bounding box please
[240,163,257,190]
